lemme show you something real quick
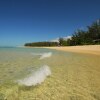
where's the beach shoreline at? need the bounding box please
[43,45,100,55]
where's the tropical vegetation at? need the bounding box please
[25,19,100,47]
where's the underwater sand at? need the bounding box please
[0,47,100,100]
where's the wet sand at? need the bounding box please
[44,45,100,55]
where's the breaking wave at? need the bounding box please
[32,52,52,59]
[17,65,51,86]
[40,52,52,59]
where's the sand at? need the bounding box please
[1,46,100,100]
[44,45,100,55]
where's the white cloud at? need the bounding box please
[50,36,72,42]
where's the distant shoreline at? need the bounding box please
[43,45,100,55]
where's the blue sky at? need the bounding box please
[0,0,100,46]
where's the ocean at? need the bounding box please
[0,47,100,100]
[0,47,54,85]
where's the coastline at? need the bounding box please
[43,45,100,55]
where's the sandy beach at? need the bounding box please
[1,47,100,100]
[44,45,100,55]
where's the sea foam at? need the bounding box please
[32,52,52,59]
[17,65,51,86]
[40,52,52,59]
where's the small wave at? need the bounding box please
[40,52,52,59]
[17,65,51,86]
[32,52,52,59]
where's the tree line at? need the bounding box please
[66,19,100,46]
[25,19,100,47]
[24,42,59,47]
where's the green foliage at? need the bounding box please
[67,19,100,46]
[88,20,100,40]
[25,19,100,47]
[24,42,59,47]
[59,38,67,46]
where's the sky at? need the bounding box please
[0,0,100,46]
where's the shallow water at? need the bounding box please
[0,47,100,100]
[0,47,53,83]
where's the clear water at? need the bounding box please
[0,47,100,100]
[0,47,54,83]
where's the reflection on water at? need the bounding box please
[0,47,100,100]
